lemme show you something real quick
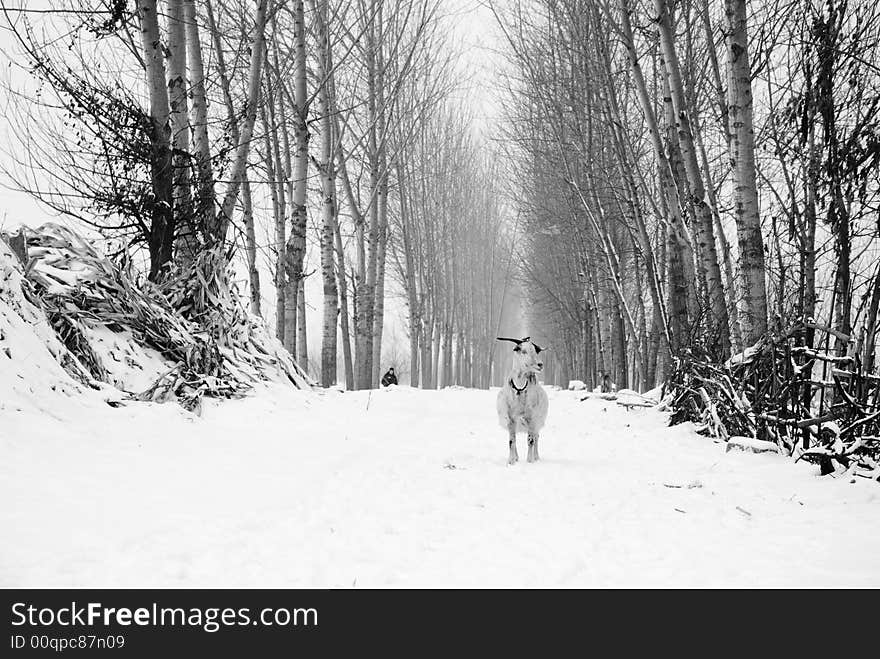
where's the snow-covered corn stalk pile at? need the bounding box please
[19,224,311,412]
[664,324,880,481]
[1,231,94,400]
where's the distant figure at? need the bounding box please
[601,372,612,393]
[381,367,398,387]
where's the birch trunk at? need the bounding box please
[443,322,453,388]
[655,0,730,355]
[242,173,261,316]
[183,0,215,240]
[360,6,381,389]
[352,184,368,389]
[309,0,338,386]
[399,166,420,387]
[371,202,389,385]
[139,0,175,281]
[431,317,441,389]
[659,75,700,330]
[617,0,691,350]
[724,0,768,345]
[166,0,193,262]
[420,317,432,389]
[284,0,309,361]
[297,279,308,370]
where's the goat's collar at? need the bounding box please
[509,372,536,395]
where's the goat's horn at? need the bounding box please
[496,337,523,344]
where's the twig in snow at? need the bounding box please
[617,400,654,409]
[674,508,686,513]
[736,506,752,517]
[366,390,372,411]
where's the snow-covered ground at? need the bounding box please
[3,383,879,588]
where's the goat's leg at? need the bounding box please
[527,425,540,463]
[507,421,518,465]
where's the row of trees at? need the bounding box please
[3,0,522,389]
[390,107,517,389]
[493,0,880,391]
[13,0,875,394]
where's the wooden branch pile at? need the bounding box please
[22,224,312,412]
[664,323,880,481]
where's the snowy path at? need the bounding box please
[2,385,879,587]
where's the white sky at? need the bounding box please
[0,0,66,231]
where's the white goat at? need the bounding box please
[495,337,549,464]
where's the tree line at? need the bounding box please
[493,0,880,391]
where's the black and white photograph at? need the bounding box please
[1,0,879,599]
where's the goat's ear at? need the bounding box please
[534,344,544,354]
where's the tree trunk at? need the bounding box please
[297,278,308,371]
[371,198,389,385]
[166,0,193,263]
[260,98,285,342]
[183,0,216,242]
[242,173,261,316]
[336,132,366,389]
[862,261,880,372]
[618,0,690,351]
[335,214,355,390]
[832,202,852,355]
[431,317,441,389]
[284,0,309,361]
[318,130,338,387]
[313,0,338,387]
[361,5,383,389]
[724,0,768,345]
[420,316,433,388]
[398,166,421,387]
[801,95,819,328]
[216,0,271,244]
[655,0,730,356]
[138,0,175,281]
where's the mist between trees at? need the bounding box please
[2,0,880,394]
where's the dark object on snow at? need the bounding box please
[601,372,612,393]
[381,367,398,387]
